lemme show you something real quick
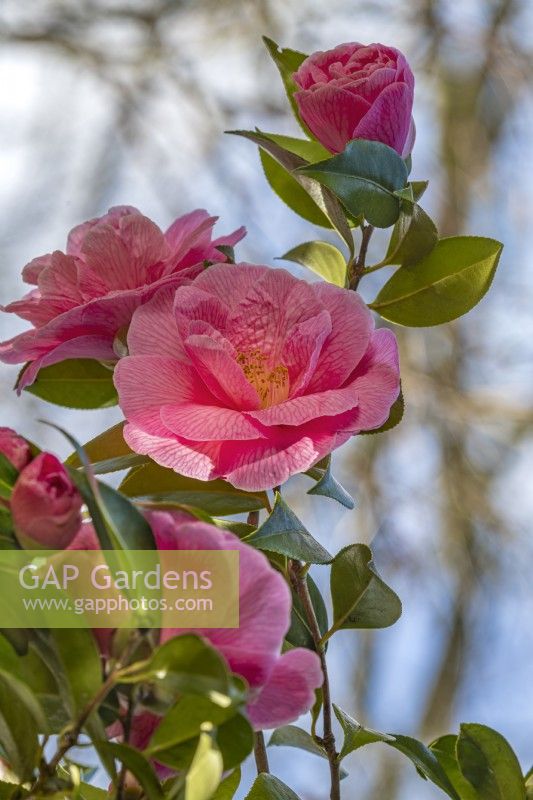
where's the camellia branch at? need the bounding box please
[349,224,375,290]
[253,730,270,774]
[289,560,341,800]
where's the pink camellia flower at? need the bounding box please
[114,263,400,491]
[0,207,245,390]
[0,427,32,472]
[293,42,415,156]
[108,511,322,764]
[11,452,83,549]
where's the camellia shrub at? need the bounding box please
[0,34,527,800]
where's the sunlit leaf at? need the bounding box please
[370,236,503,326]
[281,241,346,287]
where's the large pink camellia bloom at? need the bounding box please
[293,42,415,156]
[114,263,400,491]
[0,207,245,390]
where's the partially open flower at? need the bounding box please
[293,42,415,156]
[11,453,82,549]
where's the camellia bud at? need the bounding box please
[11,453,83,549]
[0,427,32,472]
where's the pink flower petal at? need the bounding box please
[353,81,413,155]
[123,424,220,481]
[344,327,400,432]
[160,403,265,441]
[114,355,211,433]
[246,648,323,730]
[294,85,371,153]
[306,283,374,392]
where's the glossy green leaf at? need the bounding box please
[66,422,148,474]
[361,390,404,436]
[0,672,40,781]
[333,705,394,760]
[388,735,461,799]
[246,493,332,564]
[262,38,309,134]
[370,236,503,326]
[147,694,240,755]
[185,732,223,800]
[281,241,346,287]
[212,769,241,800]
[269,725,326,759]
[327,544,401,638]
[50,628,102,715]
[120,634,230,698]
[379,200,437,267]
[99,742,164,800]
[430,735,478,800]
[297,140,409,228]
[457,723,526,800]
[215,713,254,770]
[120,462,267,516]
[0,669,48,732]
[245,774,301,799]
[305,456,354,508]
[24,359,118,409]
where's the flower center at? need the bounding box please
[236,349,289,408]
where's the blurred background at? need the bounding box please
[0,1,532,797]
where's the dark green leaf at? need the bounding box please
[215,713,254,770]
[147,695,240,755]
[388,735,461,799]
[379,200,437,267]
[269,726,326,759]
[430,735,478,800]
[66,422,148,474]
[246,493,332,564]
[262,38,309,135]
[370,236,503,326]
[327,544,401,638]
[457,723,526,800]
[281,241,346,287]
[120,462,268,516]
[24,359,118,409]
[333,706,394,761]
[245,774,301,799]
[0,673,39,781]
[212,769,241,800]
[120,635,230,699]
[297,140,408,228]
[361,390,404,435]
[305,456,354,508]
[50,628,102,715]
[99,742,164,800]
